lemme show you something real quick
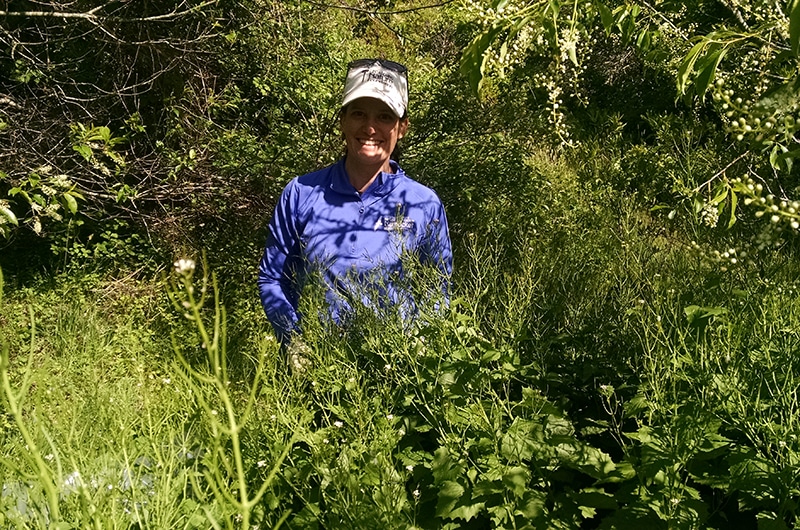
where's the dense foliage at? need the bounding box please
[2,0,800,528]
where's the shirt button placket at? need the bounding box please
[351,200,364,255]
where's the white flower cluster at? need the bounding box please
[50,173,73,190]
[699,202,719,228]
[173,258,196,276]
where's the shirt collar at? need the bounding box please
[330,158,403,197]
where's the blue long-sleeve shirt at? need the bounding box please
[258,158,452,341]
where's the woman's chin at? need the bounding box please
[352,150,389,166]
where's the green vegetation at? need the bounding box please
[2,0,800,528]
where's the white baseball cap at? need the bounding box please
[341,59,408,118]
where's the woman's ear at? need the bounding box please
[398,118,409,139]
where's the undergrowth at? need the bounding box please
[1,150,799,529]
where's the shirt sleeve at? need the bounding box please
[422,196,453,292]
[258,180,302,342]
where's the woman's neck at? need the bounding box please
[345,157,392,193]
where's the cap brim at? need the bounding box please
[341,89,405,118]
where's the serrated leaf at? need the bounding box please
[436,480,465,517]
[516,489,546,519]
[432,447,464,482]
[502,466,529,497]
[574,490,618,510]
[473,479,504,498]
[449,499,485,521]
[501,418,544,461]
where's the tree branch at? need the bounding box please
[0,0,218,23]
[299,0,456,16]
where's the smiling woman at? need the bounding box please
[340,98,409,191]
[257,59,453,345]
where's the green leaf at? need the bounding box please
[596,1,614,34]
[757,513,790,530]
[480,348,502,362]
[85,125,111,143]
[473,480,504,498]
[0,206,18,226]
[516,490,546,519]
[684,305,727,327]
[557,440,618,479]
[502,466,529,497]
[436,480,466,517]
[460,25,504,96]
[501,418,544,461]
[728,188,737,229]
[449,499,485,521]
[432,447,465,482]
[755,77,800,113]
[677,40,707,96]
[73,144,93,161]
[770,144,784,168]
[694,46,726,98]
[574,489,618,510]
[790,0,800,57]
[768,144,800,172]
[636,29,652,50]
[567,44,578,66]
[63,192,78,214]
[709,184,728,205]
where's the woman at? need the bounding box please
[258,59,452,342]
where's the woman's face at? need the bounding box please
[340,97,408,169]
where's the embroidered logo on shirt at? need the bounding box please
[374,216,416,233]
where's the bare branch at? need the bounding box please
[299,0,456,16]
[0,0,218,23]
